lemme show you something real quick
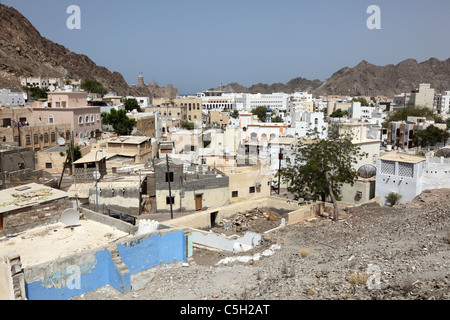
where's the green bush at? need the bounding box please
[385,192,402,206]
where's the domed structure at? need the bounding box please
[358,164,377,179]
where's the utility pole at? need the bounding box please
[0,152,5,190]
[166,154,173,219]
[278,148,283,195]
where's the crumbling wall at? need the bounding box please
[23,227,189,300]
[2,198,70,234]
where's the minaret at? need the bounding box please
[137,72,145,88]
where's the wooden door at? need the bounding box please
[195,194,202,211]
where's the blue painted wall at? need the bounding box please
[25,250,122,301]
[24,230,187,300]
[117,230,187,275]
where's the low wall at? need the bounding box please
[81,207,138,235]
[191,230,261,253]
[23,227,190,300]
[164,196,307,230]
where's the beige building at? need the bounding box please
[106,136,153,164]
[36,145,91,174]
[153,97,203,123]
[129,112,158,138]
[46,91,88,108]
[410,83,435,109]
[225,164,271,202]
[208,110,229,129]
[0,123,72,152]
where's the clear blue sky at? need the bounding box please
[3,0,450,94]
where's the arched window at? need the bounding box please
[270,133,276,140]
[91,115,95,123]
[251,132,258,141]
[78,116,83,124]
[48,115,54,124]
[261,133,267,140]
[85,115,90,123]
[79,132,84,139]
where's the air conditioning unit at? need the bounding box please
[256,183,262,188]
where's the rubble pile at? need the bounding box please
[217,208,283,234]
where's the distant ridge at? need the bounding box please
[218,58,450,97]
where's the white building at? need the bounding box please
[435,91,450,114]
[375,150,450,205]
[286,108,328,139]
[20,77,63,91]
[0,89,27,106]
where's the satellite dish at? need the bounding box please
[61,208,80,226]
[93,170,101,181]
[58,137,66,146]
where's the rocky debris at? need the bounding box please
[74,189,450,301]
[215,208,284,235]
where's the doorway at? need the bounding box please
[195,194,202,211]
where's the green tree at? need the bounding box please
[23,85,49,100]
[81,78,108,96]
[279,129,364,221]
[251,106,269,122]
[230,109,239,119]
[329,109,349,118]
[181,122,195,130]
[413,125,449,148]
[124,98,142,112]
[271,115,283,123]
[102,109,136,135]
[386,105,438,123]
[351,97,369,106]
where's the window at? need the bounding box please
[249,186,256,194]
[46,163,52,169]
[33,134,38,144]
[201,158,207,165]
[96,114,100,121]
[48,115,54,123]
[166,196,175,205]
[85,115,89,123]
[78,116,83,124]
[165,172,174,182]
[91,115,95,123]
[26,135,31,145]
[232,191,238,198]
[44,133,49,143]
[79,132,84,139]
[51,132,56,142]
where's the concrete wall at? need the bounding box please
[0,255,12,300]
[23,227,189,300]
[1,198,70,234]
[164,196,310,230]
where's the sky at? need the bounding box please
[2,0,450,94]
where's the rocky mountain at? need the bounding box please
[0,4,143,96]
[221,58,450,97]
[217,77,323,94]
[312,58,450,97]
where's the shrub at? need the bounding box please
[385,192,402,206]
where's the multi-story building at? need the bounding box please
[46,90,88,108]
[410,83,435,109]
[32,106,102,142]
[435,91,450,115]
[106,136,153,164]
[0,89,27,106]
[20,77,63,91]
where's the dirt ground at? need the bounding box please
[74,189,450,301]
